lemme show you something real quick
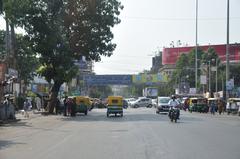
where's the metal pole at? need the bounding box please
[209,61,211,94]
[226,0,230,99]
[195,0,198,93]
[216,59,218,93]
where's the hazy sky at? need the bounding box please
[95,0,240,75]
[0,0,239,75]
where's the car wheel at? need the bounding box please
[134,104,139,108]
[147,104,152,108]
[156,111,159,114]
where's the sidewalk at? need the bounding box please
[15,110,43,120]
[0,110,42,125]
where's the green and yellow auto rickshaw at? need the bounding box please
[75,96,91,115]
[189,97,208,113]
[107,96,123,117]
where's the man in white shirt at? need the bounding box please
[168,95,180,119]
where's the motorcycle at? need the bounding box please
[168,107,178,123]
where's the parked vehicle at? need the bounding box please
[130,97,152,108]
[156,96,171,114]
[189,97,208,113]
[226,98,240,115]
[107,96,123,117]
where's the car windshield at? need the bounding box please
[158,98,170,103]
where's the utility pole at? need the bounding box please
[226,0,230,99]
[209,61,211,94]
[216,59,218,93]
[195,0,198,93]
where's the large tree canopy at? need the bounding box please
[4,0,123,113]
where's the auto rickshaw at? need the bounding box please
[226,98,240,115]
[189,97,208,113]
[75,96,91,115]
[107,96,123,117]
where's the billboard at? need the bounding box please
[132,73,168,84]
[84,75,132,85]
[143,87,158,97]
[162,44,240,65]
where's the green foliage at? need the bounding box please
[15,96,26,110]
[172,48,205,87]
[65,0,123,61]
[0,30,38,83]
[3,0,123,113]
[0,30,5,56]
[16,34,39,83]
[7,0,123,86]
[201,47,220,66]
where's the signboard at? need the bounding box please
[200,75,207,84]
[132,73,168,84]
[226,79,234,91]
[84,75,132,85]
[143,87,158,97]
[211,66,217,72]
[189,88,196,94]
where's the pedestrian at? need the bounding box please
[210,101,216,115]
[23,99,31,118]
[218,99,224,115]
[70,98,76,117]
[63,96,67,116]
[36,96,41,111]
[55,98,60,115]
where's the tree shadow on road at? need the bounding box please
[0,120,32,128]
[0,140,26,150]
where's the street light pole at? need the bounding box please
[226,0,230,99]
[216,59,218,93]
[209,61,211,94]
[195,0,198,93]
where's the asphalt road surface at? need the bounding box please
[1,108,240,159]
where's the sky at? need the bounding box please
[0,0,239,75]
[94,0,240,75]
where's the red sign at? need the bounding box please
[162,44,240,65]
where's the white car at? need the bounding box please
[131,97,152,108]
[156,97,171,113]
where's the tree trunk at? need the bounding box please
[47,81,62,114]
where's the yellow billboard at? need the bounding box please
[132,73,168,84]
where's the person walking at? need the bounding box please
[63,96,68,116]
[70,98,76,117]
[218,99,224,115]
[36,96,42,112]
[210,101,216,115]
[55,98,60,115]
[23,99,30,118]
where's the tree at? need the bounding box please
[10,0,123,113]
[0,30,38,93]
[16,35,39,93]
[171,48,205,88]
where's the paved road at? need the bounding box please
[1,108,240,159]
